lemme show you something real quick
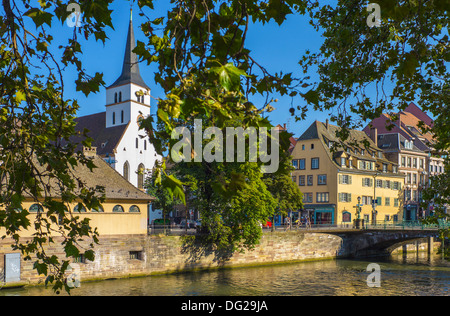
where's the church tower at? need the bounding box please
[105,10,151,129]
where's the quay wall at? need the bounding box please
[0,231,439,287]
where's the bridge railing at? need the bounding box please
[363,220,450,231]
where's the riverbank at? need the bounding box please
[0,230,441,289]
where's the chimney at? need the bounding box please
[326,119,329,130]
[370,128,378,147]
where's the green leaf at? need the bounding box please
[24,8,53,27]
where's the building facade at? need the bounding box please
[363,102,446,220]
[291,121,404,226]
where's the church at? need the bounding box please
[74,12,160,189]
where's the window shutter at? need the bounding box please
[349,176,352,184]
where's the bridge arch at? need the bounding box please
[334,230,439,258]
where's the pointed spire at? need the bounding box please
[108,9,149,90]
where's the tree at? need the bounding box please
[145,160,182,234]
[0,0,113,293]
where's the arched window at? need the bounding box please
[112,112,116,125]
[113,205,124,213]
[29,203,43,213]
[91,205,104,213]
[129,205,140,213]
[137,163,145,189]
[114,92,118,103]
[123,161,130,181]
[121,110,124,123]
[119,92,122,102]
[74,204,87,213]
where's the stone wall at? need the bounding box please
[0,231,440,287]
[0,232,344,286]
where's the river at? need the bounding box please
[1,252,449,296]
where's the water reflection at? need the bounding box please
[1,253,449,296]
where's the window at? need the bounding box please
[316,192,329,203]
[339,193,352,202]
[385,197,390,206]
[129,251,143,260]
[413,158,417,168]
[407,157,411,167]
[303,193,313,203]
[311,158,319,169]
[311,144,315,150]
[299,175,306,186]
[376,197,382,206]
[302,145,305,150]
[74,204,87,213]
[119,92,122,102]
[394,198,399,207]
[362,196,372,205]
[406,173,411,184]
[393,165,398,173]
[362,178,373,187]
[29,203,44,213]
[74,253,87,264]
[136,138,139,149]
[91,205,104,213]
[340,157,346,167]
[144,140,147,151]
[292,160,299,170]
[382,164,388,173]
[376,179,383,188]
[112,112,116,125]
[129,205,140,213]
[113,205,125,213]
[307,175,313,186]
[292,176,297,183]
[401,156,406,167]
[420,159,424,169]
[339,175,352,185]
[318,175,327,185]
[121,110,124,123]
[123,161,130,181]
[405,190,411,201]
[299,159,306,170]
[114,92,118,103]
[413,174,417,184]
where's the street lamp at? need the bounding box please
[357,196,361,220]
[373,171,380,225]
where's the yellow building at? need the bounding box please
[291,121,405,226]
[1,150,154,239]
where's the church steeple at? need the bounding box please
[108,9,149,90]
[105,8,151,129]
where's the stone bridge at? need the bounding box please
[328,229,439,258]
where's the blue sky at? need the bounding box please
[60,1,341,138]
